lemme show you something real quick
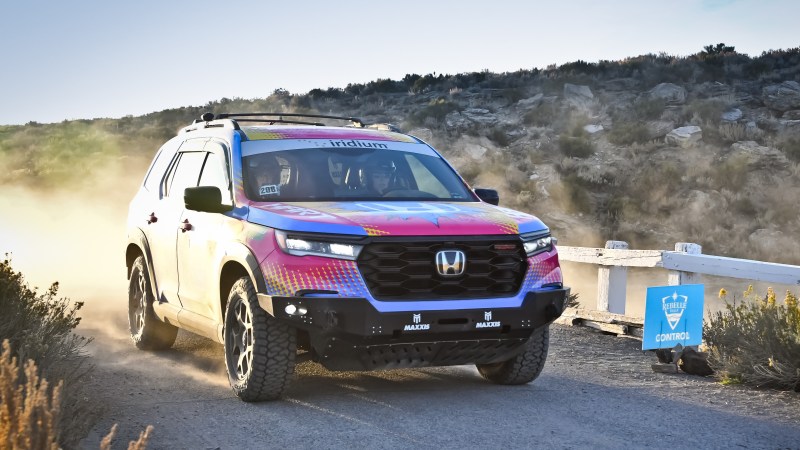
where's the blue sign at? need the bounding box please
[642,284,704,350]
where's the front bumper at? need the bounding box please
[257,288,568,371]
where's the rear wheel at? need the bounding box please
[476,325,549,385]
[128,255,178,350]
[224,277,296,401]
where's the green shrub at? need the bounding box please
[778,137,800,162]
[705,287,800,390]
[711,154,749,190]
[559,136,593,158]
[632,97,666,120]
[685,98,728,125]
[523,103,557,127]
[609,122,650,145]
[407,98,459,127]
[487,128,510,147]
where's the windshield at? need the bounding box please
[241,147,475,202]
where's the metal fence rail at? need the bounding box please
[558,241,800,318]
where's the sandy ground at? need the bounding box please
[76,312,800,450]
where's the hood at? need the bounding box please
[246,201,547,237]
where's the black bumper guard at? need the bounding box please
[257,288,568,371]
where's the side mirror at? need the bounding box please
[474,188,500,206]
[185,186,232,213]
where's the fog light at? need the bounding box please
[285,304,297,315]
[297,307,308,315]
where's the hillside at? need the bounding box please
[2,45,799,264]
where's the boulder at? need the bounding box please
[649,83,687,104]
[665,126,702,148]
[583,124,604,134]
[721,108,743,122]
[730,141,790,171]
[762,80,800,112]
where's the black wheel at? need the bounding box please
[476,325,549,385]
[224,277,296,401]
[128,255,178,350]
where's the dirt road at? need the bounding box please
[77,311,800,450]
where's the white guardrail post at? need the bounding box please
[597,240,628,314]
[667,243,702,286]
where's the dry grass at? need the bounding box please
[100,424,154,450]
[1,340,62,450]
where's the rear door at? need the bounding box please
[148,138,207,307]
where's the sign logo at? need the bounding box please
[436,250,466,276]
[662,292,688,330]
[484,311,492,321]
[413,313,421,324]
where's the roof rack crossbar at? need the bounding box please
[214,112,364,127]
[232,118,326,126]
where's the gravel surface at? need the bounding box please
[78,320,800,450]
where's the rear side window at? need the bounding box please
[166,152,206,198]
[143,142,179,192]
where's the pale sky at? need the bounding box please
[1,0,797,125]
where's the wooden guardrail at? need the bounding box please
[558,241,800,318]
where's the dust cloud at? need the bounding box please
[0,157,145,336]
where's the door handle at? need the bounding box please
[180,219,193,233]
[146,212,158,224]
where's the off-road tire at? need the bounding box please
[224,277,296,401]
[476,325,549,385]
[128,255,178,350]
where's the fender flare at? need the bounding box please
[218,242,267,295]
[126,226,159,297]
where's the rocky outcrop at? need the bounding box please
[563,84,594,108]
[729,141,790,171]
[517,93,544,109]
[445,108,499,130]
[762,81,800,112]
[665,126,702,147]
[695,81,733,99]
[783,110,800,120]
[649,83,686,104]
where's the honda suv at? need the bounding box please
[125,112,568,401]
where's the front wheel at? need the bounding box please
[476,325,549,385]
[128,255,178,350]
[224,277,296,401]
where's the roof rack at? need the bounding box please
[213,112,365,128]
[233,118,326,126]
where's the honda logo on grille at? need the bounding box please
[435,250,466,276]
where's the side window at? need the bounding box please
[166,151,206,198]
[199,151,232,206]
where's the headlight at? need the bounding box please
[522,233,556,256]
[274,230,363,260]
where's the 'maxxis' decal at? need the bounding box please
[403,313,430,331]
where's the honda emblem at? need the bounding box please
[435,250,466,276]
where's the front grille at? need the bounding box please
[356,236,527,300]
